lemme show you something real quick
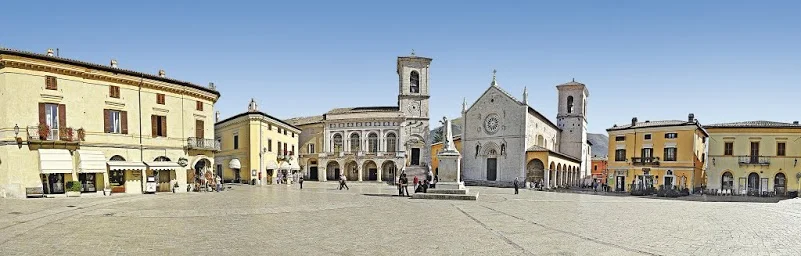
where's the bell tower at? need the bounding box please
[397,52,432,168]
[556,79,590,174]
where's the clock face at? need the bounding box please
[406,101,421,116]
[484,114,500,134]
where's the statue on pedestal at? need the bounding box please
[439,117,458,153]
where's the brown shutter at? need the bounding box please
[161,116,167,137]
[103,109,111,133]
[121,111,128,134]
[151,115,157,137]
[38,103,46,125]
[195,120,204,138]
[52,77,58,89]
[58,104,66,128]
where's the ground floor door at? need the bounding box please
[486,158,497,181]
[79,173,98,193]
[157,170,172,192]
[309,167,318,181]
[616,176,626,191]
[748,172,760,195]
[664,176,674,189]
[368,168,377,181]
[43,173,65,194]
[234,169,242,183]
[411,148,420,166]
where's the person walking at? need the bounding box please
[513,177,520,195]
[340,174,349,190]
[215,175,222,192]
[299,176,304,190]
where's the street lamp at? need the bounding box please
[14,124,20,137]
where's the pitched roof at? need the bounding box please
[465,83,561,132]
[325,106,400,115]
[285,115,324,126]
[526,145,581,163]
[0,47,220,97]
[606,119,709,137]
[216,111,300,131]
[704,120,801,129]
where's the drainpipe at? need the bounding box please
[138,76,144,193]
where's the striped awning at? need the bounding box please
[39,149,74,174]
[78,150,107,173]
[107,161,146,171]
[145,161,182,171]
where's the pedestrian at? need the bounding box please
[513,177,520,195]
[338,174,344,190]
[432,175,438,189]
[299,176,304,190]
[215,175,222,192]
[341,174,349,190]
[413,175,419,191]
[401,174,410,196]
[423,180,429,193]
[397,175,403,196]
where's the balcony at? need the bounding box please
[26,125,81,149]
[186,137,221,151]
[738,156,770,165]
[631,157,660,166]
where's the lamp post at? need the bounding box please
[14,124,22,148]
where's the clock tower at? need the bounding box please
[397,53,432,168]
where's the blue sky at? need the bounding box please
[2,0,799,134]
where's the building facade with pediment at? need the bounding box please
[286,54,433,182]
[461,73,591,187]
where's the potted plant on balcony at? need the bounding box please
[77,128,86,141]
[61,127,74,142]
[38,123,50,140]
[65,181,81,197]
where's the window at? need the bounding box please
[750,142,760,157]
[594,165,598,171]
[308,144,315,153]
[615,136,625,142]
[386,133,397,152]
[283,142,288,155]
[44,103,60,140]
[641,148,653,160]
[195,120,204,138]
[664,147,677,161]
[106,110,121,134]
[291,145,294,155]
[410,71,420,93]
[156,93,165,104]
[724,142,734,156]
[268,124,272,130]
[722,172,734,190]
[615,149,626,161]
[644,134,652,140]
[268,139,273,152]
[333,134,343,153]
[151,115,167,137]
[283,130,287,136]
[368,133,378,153]
[350,133,360,152]
[567,96,574,113]
[777,142,786,156]
[278,141,282,155]
[45,76,58,90]
[109,86,120,98]
[196,101,203,111]
[233,135,239,149]
[278,128,282,133]
[665,133,678,139]
[292,132,295,138]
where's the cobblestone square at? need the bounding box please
[1,182,800,256]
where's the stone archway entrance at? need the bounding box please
[326,161,340,181]
[381,161,397,183]
[526,159,545,186]
[362,160,378,181]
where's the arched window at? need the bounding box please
[567,96,574,114]
[110,155,126,161]
[368,133,378,153]
[154,156,171,162]
[332,134,343,153]
[775,173,786,195]
[537,135,544,147]
[386,133,397,152]
[350,133,360,152]
[410,71,420,93]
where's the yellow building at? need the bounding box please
[705,121,801,196]
[0,48,220,198]
[606,114,708,192]
[285,115,324,180]
[214,99,300,185]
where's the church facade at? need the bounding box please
[287,54,433,182]
[461,74,591,187]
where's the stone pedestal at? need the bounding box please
[437,150,464,189]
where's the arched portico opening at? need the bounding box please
[381,160,397,183]
[526,159,545,186]
[326,161,340,181]
[344,160,358,181]
[362,160,378,181]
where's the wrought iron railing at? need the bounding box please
[738,156,770,165]
[27,126,79,142]
[631,157,660,166]
[187,137,221,151]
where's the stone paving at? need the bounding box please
[1,182,801,256]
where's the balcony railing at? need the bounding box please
[187,137,221,151]
[27,126,80,142]
[631,157,660,166]
[738,156,770,165]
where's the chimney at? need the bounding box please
[215,111,221,123]
[110,59,118,68]
[158,69,166,77]
[794,121,799,125]
[688,113,695,123]
[46,49,54,57]
[631,117,638,126]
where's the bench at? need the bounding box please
[25,187,46,198]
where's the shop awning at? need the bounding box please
[145,161,182,171]
[107,161,147,171]
[279,161,290,170]
[229,158,241,169]
[265,161,278,170]
[290,162,300,171]
[39,149,74,174]
[78,150,107,173]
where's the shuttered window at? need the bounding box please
[109,86,121,98]
[104,109,128,134]
[156,94,165,104]
[195,120,204,138]
[196,101,203,111]
[45,76,58,90]
[151,115,167,137]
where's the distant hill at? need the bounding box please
[588,133,608,158]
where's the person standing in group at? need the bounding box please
[299,176,304,190]
[413,175,419,192]
[513,177,520,195]
[401,173,409,196]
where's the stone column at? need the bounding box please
[376,165,382,182]
[544,169,550,189]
